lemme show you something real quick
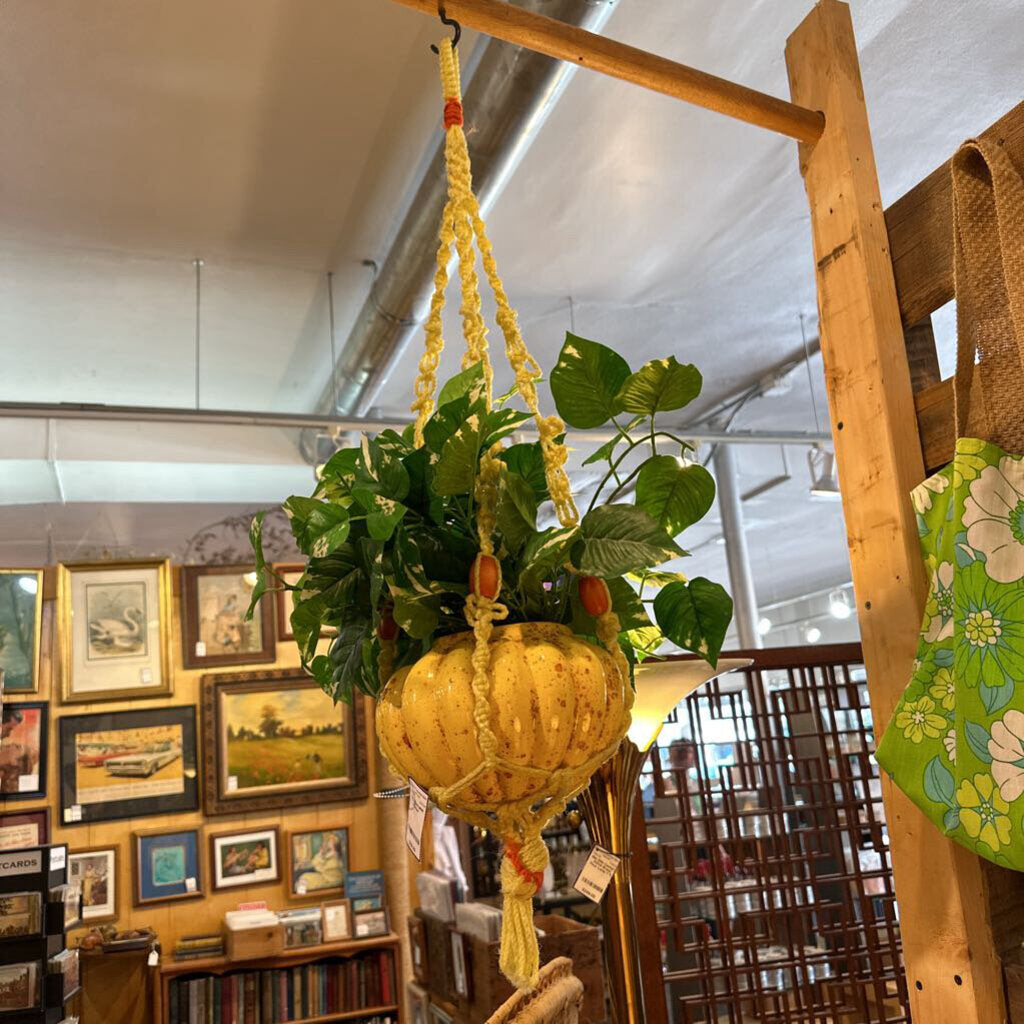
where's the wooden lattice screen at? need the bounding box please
[641,645,908,1024]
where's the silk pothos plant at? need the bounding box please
[248,333,733,703]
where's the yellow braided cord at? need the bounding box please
[499,830,548,989]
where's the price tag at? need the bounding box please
[140,667,153,684]
[147,949,160,967]
[50,847,66,871]
[18,774,38,793]
[227,776,238,792]
[573,846,621,903]
[185,877,197,893]
[63,805,83,824]
[405,779,430,861]
[195,640,206,658]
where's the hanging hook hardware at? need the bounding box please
[430,5,461,54]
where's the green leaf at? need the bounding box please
[981,677,1015,715]
[244,512,271,619]
[549,333,631,429]
[636,457,716,537]
[519,527,578,584]
[283,496,351,558]
[923,755,956,807]
[582,436,624,467]
[625,624,665,660]
[291,569,360,662]
[423,394,471,453]
[943,807,961,832]
[325,621,372,705]
[575,505,685,577]
[628,569,689,588]
[351,490,407,541]
[497,471,538,555]
[434,416,484,496]
[964,720,994,763]
[438,361,485,408]
[393,594,442,639]
[319,447,359,482]
[616,357,702,416]
[355,436,409,502]
[573,577,650,635]
[653,578,733,667]
[482,408,533,448]
[500,443,550,502]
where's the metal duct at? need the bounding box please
[304,0,618,459]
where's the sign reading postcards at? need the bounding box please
[59,707,199,825]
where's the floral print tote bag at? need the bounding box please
[876,136,1024,868]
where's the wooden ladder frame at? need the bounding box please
[385,1,1023,1019]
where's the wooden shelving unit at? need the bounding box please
[159,933,401,1024]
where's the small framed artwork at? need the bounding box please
[451,929,472,999]
[57,560,173,703]
[0,809,49,850]
[133,828,203,906]
[0,962,39,1011]
[0,570,43,693]
[0,702,47,799]
[0,893,42,939]
[59,706,200,825]
[272,563,304,642]
[210,826,280,891]
[287,827,348,899]
[408,915,427,983]
[321,898,352,942]
[68,848,117,923]
[352,895,383,912]
[407,981,430,1024]
[181,566,275,669]
[353,907,390,938]
[201,669,368,815]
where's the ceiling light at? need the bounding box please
[828,588,852,620]
[807,447,841,500]
[804,624,822,644]
[17,576,38,595]
[757,616,773,636]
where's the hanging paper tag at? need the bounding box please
[64,805,83,824]
[50,846,66,872]
[405,779,430,861]
[147,949,160,967]
[573,846,621,903]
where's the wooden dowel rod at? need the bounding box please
[388,0,825,143]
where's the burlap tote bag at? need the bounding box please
[876,136,1024,869]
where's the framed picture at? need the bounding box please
[181,566,274,669]
[321,899,352,942]
[59,706,199,825]
[351,895,383,912]
[0,810,49,850]
[133,828,202,906]
[209,826,280,891]
[0,962,38,1011]
[287,827,348,899]
[408,915,427,983]
[272,563,304,642]
[201,669,368,814]
[353,907,390,938]
[0,702,47,799]
[407,982,430,1024]
[0,570,43,693]
[0,893,41,939]
[69,847,117,923]
[451,929,472,999]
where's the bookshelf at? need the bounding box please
[159,933,401,1024]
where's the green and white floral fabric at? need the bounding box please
[877,437,1024,868]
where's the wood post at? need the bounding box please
[786,3,1007,1021]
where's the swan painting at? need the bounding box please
[86,583,148,659]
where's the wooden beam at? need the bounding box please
[915,377,955,473]
[885,100,1024,328]
[388,0,825,143]
[786,4,1007,1022]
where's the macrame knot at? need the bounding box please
[444,98,464,129]
[499,834,550,990]
[504,839,546,894]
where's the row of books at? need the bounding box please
[167,951,396,1024]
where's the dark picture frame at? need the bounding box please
[181,566,275,670]
[209,825,280,891]
[0,810,49,851]
[286,826,348,900]
[0,702,47,800]
[0,570,43,694]
[201,669,367,815]
[353,907,390,939]
[59,706,200,825]
[133,827,203,907]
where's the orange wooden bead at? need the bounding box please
[579,576,612,617]
[470,554,502,599]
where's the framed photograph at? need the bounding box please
[451,929,472,999]
[0,809,49,850]
[278,907,322,948]
[286,827,348,900]
[408,915,427,983]
[408,981,430,1024]
[0,962,38,1011]
[59,706,199,825]
[0,702,47,799]
[68,847,117,922]
[209,826,280,891]
[133,828,202,906]
[272,563,304,642]
[0,893,41,938]
[181,566,274,669]
[57,560,173,703]
[321,898,352,942]
[353,907,390,938]
[201,669,368,815]
[0,570,43,693]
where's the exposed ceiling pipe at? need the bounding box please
[303,0,620,459]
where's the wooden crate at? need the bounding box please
[224,923,284,960]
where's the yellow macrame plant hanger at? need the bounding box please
[378,40,634,990]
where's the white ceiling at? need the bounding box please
[0,0,1020,616]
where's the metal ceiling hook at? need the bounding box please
[430,5,462,54]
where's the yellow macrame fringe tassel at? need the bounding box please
[393,39,634,991]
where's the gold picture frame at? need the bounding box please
[0,570,43,694]
[57,560,173,703]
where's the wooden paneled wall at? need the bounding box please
[7,565,380,953]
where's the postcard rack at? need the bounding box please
[0,844,79,1024]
